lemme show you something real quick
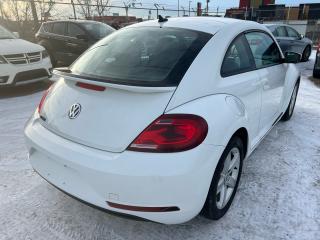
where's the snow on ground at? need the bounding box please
[0,56,319,240]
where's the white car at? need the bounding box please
[24,17,300,224]
[0,25,52,86]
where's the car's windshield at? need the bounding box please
[69,27,212,87]
[80,22,114,39]
[0,25,16,39]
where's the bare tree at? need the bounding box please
[1,0,55,23]
[76,0,94,18]
[1,0,32,22]
[76,0,110,18]
[37,0,56,22]
[95,0,110,17]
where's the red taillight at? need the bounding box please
[128,114,208,153]
[37,85,53,114]
[76,82,106,91]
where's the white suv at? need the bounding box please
[0,25,52,86]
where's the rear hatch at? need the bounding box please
[39,26,212,152]
[40,78,175,152]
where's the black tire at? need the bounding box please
[281,81,299,121]
[301,45,311,62]
[201,136,244,220]
[38,42,57,67]
[313,69,320,79]
[46,49,57,67]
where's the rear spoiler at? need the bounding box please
[51,68,175,93]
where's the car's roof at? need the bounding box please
[128,17,261,35]
[44,20,101,24]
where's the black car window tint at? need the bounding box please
[277,26,287,37]
[68,23,85,38]
[286,27,300,38]
[221,34,255,77]
[52,23,65,35]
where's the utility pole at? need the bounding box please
[71,0,77,19]
[245,6,247,20]
[188,0,192,16]
[123,2,129,22]
[206,0,209,14]
[178,0,180,17]
[287,5,291,22]
[181,6,185,16]
[154,4,159,19]
[251,7,253,20]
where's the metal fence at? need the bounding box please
[0,1,319,45]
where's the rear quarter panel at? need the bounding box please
[165,94,251,149]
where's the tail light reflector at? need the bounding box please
[38,85,53,114]
[128,114,208,153]
[76,82,106,91]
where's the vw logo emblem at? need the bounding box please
[68,103,81,119]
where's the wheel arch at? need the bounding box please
[231,127,249,159]
[281,64,301,113]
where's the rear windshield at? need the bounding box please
[69,27,212,87]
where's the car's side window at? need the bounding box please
[286,27,300,39]
[67,23,85,38]
[52,23,66,36]
[276,26,287,37]
[221,34,255,77]
[272,28,278,37]
[43,23,53,33]
[245,32,282,69]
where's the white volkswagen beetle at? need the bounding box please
[24,17,300,224]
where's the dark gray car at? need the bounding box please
[36,20,115,67]
[265,24,312,62]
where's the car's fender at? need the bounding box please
[165,94,250,148]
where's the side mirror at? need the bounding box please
[300,34,305,39]
[76,34,88,41]
[13,32,20,38]
[283,52,301,63]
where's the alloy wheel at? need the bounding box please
[216,147,240,209]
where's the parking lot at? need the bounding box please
[0,53,320,239]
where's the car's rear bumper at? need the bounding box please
[24,113,224,224]
[0,58,52,86]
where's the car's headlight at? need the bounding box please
[41,50,49,59]
[0,55,8,64]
